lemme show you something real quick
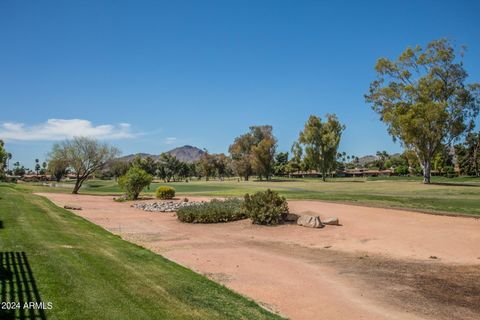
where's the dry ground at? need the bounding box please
[39,193,480,320]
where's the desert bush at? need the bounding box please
[156,186,176,199]
[118,166,153,200]
[243,189,289,225]
[177,199,246,223]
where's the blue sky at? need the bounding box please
[1,0,479,168]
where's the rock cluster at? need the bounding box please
[291,213,340,228]
[131,201,202,212]
[297,215,324,228]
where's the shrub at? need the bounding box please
[177,199,246,223]
[394,165,409,175]
[156,186,175,200]
[118,166,153,200]
[243,189,289,225]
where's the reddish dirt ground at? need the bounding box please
[38,193,480,320]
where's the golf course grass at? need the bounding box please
[19,176,480,216]
[0,184,281,320]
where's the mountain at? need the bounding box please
[167,145,205,163]
[354,153,402,166]
[116,153,158,162]
[356,155,377,166]
[117,145,204,163]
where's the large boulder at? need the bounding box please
[322,217,340,226]
[297,215,324,228]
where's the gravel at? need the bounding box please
[131,200,203,212]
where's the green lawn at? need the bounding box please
[0,184,281,320]
[20,176,480,216]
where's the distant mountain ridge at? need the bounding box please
[118,147,398,166]
[356,155,377,166]
[355,153,401,166]
[167,145,205,163]
[118,145,204,163]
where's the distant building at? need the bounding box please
[290,168,393,178]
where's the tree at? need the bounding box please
[273,152,289,176]
[402,149,421,174]
[196,151,216,181]
[109,160,131,180]
[298,114,345,181]
[178,162,191,180]
[229,125,277,180]
[12,161,25,176]
[213,153,230,180]
[42,161,47,172]
[0,140,7,179]
[118,166,153,200]
[229,133,254,181]
[49,137,119,194]
[157,153,182,182]
[285,142,304,176]
[47,158,69,182]
[431,144,454,174]
[6,152,12,173]
[366,39,480,183]
[385,153,408,170]
[455,132,480,176]
[132,156,157,176]
[394,165,409,175]
[251,131,277,180]
[34,159,40,175]
[375,151,390,170]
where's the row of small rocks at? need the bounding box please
[131,200,203,212]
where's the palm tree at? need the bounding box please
[35,158,40,175]
[375,151,390,170]
[6,153,12,172]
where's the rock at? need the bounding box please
[285,213,299,222]
[322,217,339,225]
[64,205,82,210]
[297,215,323,228]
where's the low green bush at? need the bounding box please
[156,186,175,199]
[177,199,247,223]
[394,165,409,175]
[243,189,289,225]
[118,166,153,200]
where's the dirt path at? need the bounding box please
[38,193,480,320]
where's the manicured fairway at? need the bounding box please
[0,184,281,320]
[20,176,480,216]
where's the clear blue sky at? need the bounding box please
[1,0,479,168]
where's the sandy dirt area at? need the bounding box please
[38,193,480,320]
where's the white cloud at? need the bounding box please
[0,119,135,141]
[164,137,177,145]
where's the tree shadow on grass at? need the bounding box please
[430,182,480,187]
[0,252,47,320]
[0,221,3,229]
